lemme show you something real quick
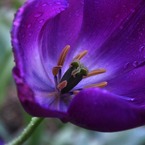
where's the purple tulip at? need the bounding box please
[11,0,145,132]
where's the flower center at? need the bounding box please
[52,45,107,95]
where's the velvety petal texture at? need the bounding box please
[12,0,145,132]
[67,88,145,132]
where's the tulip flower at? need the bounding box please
[11,0,145,132]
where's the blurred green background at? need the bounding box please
[1,0,145,145]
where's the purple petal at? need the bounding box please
[105,66,145,105]
[67,88,145,132]
[13,67,68,118]
[90,1,145,102]
[76,1,145,91]
[12,0,68,90]
[74,0,142,56]
[39,0,84,78]
[12,0,69,117]
[38,0,142,78]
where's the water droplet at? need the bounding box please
[133,61,138,67]
[115,14,119,18]
[139,45,145,52]
[21,24,25,28]
[22,34,25,38]
[124,62,130,69]
[130,98,135,101]
[34,12,43,18]
[55,1,61,5]
[39,19,44,23]
[81,0,84,5]
[42,3,47,7]
[119,25,123,30]
[130,8,135,13]
[13,38,18,43]
[29,32,32,36]
[27,24,31,28]
[13,21,19,26]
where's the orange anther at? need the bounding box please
[57,45,70,66]
[84,81,108,88]
[57,80,67,90]
[73,50,88,60]
[84,68,106,78]
[52,65,62,76]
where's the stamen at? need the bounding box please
[84,81,108,88]
[57,80,68,90]
[52,45,107,95]
[73,50,88,60]
[52,45,70,76]
[52,65,62,76]
[57,45,70,66]
[84,68,106,78]
[73,90,80,95]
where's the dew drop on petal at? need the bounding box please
[130,8,135,13]
[139,45,145,52]
[55,1,61,5]
[29,32,32,36]
[130,98,135,102]
[119,25,123,30]
[42,3,47,7]
[34,12,43,18]
[39,19,44,23]
[133,61,139,67]
[13,38,18,43]
[22,34,25,38]
[124,62,130,69]
[27,24,31,28]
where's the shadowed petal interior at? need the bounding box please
[67,88,145,132]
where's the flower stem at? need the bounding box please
[6,117,44,145]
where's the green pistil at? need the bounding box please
[60,60,88,94]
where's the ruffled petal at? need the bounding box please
[67,88,145,132]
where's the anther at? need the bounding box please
[73,90,80,95]
[52,45,70,76]
[84,81,108,88]
[52,65,62,76]
[57,45,70,66]
[73,50,88,60]
[57,80,68,90]
[84,68,106,78]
